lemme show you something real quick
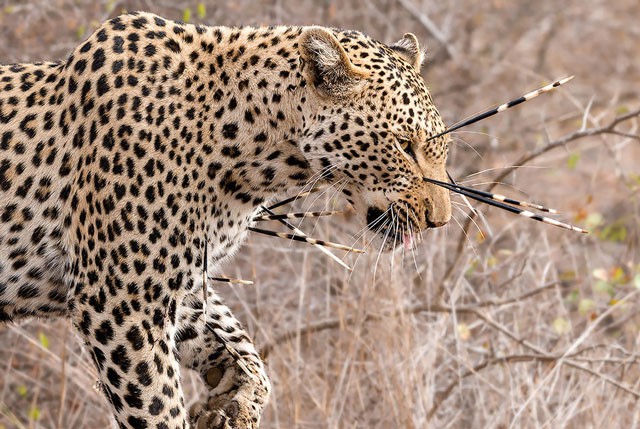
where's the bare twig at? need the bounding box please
[261,281,560,357]
[396,0,459,62]
[427,348,640,420]
[261,283,640,419]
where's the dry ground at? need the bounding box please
[1,1,639,428]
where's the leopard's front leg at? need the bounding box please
[177,289,270,429]
[71,278,190,429]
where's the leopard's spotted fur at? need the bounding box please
[0,12,450,428]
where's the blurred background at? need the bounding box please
[0,1,639,428]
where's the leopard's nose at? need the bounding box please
[426,218,447,228]
[425,209,449,228]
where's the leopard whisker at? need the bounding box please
[449,135,484,160]
[294,162,344,212]
[344,205,393,268]
[348,217,391,281]
[398,207,408,268]
[348,205,392,246]
[356,216,392,257]
[404,205,421,277]
[373,215,393,279]
[398,202,421,238]
[451,199,488,234]
[363,206,395,277]
[303,163,339,190]
[451,204,484,239]
[292,162,340,204]
[449,207,481,258]
[462,165,550,179]
[394,203,419,272]
[428,76,574,141]
[281,175,345,229]
[402,202,416,243]
[450,129,497,138]
[390,208,399,270]
[303,177,348,236]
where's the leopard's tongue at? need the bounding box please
[402,233,413,250]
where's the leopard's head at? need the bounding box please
[298,27,451,251]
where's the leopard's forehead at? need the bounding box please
[327,29,447,158]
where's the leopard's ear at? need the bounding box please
[390,33,424,71]
[299,27,368,98]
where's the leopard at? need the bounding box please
[0,11,451,429]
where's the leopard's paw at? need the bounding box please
[190,396,258,429]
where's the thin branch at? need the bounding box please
[493,108,640,186]
[260,283,640,416]
[426,300,640,419]
[396,0,459,62]
[427,349,640,420]
[564,360,640,398]
[471,281,559,308]
[261,281,560,357]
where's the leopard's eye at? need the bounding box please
[397,137,417,161]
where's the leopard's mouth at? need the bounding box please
[365,205,421,251]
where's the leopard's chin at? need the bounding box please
[363,228,418,253]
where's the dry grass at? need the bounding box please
[1,1,639,428]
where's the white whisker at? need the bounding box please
[373,211,394,280]
[449,136,484,160]
[452,205,484,238]
[307,178,349,235]
[462,165,551,179]
[349,217,391,281]
[449,210,480,259]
